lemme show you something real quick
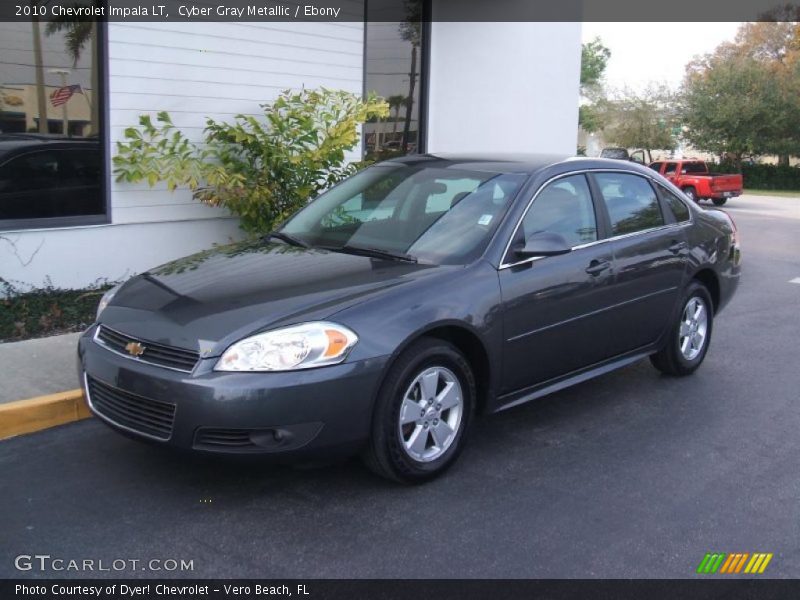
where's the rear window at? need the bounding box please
[601,148,629,160]
[650,162,663,172]
[681,162,708,174]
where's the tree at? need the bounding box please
[45,11,99,135]
[398,1,422,153]
[386,95,406,136]
[579,37,611,133]
[113,89,388,234]
[600,85,678,155]
[680,21,800,166]
[581,37,611,89]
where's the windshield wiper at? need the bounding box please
[263,231,311,249]
[326,244,418,263]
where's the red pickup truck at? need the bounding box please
[649,159,743,206]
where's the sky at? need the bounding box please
[581,22,743,93]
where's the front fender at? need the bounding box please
[331,260,504,404]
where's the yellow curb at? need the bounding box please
[0,389,93,441]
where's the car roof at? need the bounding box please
[0,137,99,159]
[380,153,660,177]
[380,153,572,174]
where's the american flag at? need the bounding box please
[50,84,82,107]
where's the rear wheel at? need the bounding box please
[363,338,475,483]
[650,281,714,376]
[712,198,728,206]
[682,186,698,203]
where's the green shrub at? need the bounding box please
[708,162,800,190]
[0,279,114,342]
[113,88,389,234]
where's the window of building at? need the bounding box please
[0,21,106,229]
[364,0,425,161]
[594,172,665,236]
[522,175,598,248]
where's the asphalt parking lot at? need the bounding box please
[2,194,799,579]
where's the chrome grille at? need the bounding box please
[86,375,176,441]
[95,325,199,372]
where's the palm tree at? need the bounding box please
[387,95,406,137]
[398,1,422,153]
[45,16,98,135]
[31,16,48,133]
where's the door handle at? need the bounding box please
[585,260,611,276]
[669,240,687,254]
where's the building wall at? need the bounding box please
[2,21,364,290]
[426,19,581,155]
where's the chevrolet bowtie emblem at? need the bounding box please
[125,341,146,357]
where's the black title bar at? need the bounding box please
[4,579,800,600]
[3,0,800,22]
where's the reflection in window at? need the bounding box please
[595,173,665,236]
[0,19,104,226]
[283,165,526,265]
[659,185,691,222]
[522,175,597,248]
[364,1,423,161]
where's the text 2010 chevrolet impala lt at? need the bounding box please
[79,155,741,482]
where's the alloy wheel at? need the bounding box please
[679,296,708,361]
[397,366,463,463]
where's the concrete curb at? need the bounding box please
[0,389,92,441]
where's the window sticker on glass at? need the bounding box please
[478,214,493,226]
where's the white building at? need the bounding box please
[0,15,580,290]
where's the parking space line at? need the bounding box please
[790,277,800,284]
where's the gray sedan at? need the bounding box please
[80,154,741,483]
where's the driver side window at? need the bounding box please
[521,175,598,248]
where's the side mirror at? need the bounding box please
[515,232,572,258]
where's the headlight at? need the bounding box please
[96,284,121,320]
[214,322,358,372]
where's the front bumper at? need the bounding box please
[78,325,388,458]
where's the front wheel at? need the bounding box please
[650,281,714,376]
[363,338,475,483]
[682,186,698,202]
[712,198,728,206]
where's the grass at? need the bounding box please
[1,283,113,342]
[744,189,800,198]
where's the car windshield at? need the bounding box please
[280,164,528,265]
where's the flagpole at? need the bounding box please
[49,69,71,137]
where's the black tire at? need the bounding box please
[682,186,698,203]
[362,338,476,483]
[650,281,714,376]
[712,198,728,206]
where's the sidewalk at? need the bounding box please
[0,332,82,404]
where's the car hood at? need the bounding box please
[99,240,442,356]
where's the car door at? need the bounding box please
[663,161,679,186]
[0,148,101,220]
[0,150,61,219]
[590,171,688,353]
[498,173,618,394]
